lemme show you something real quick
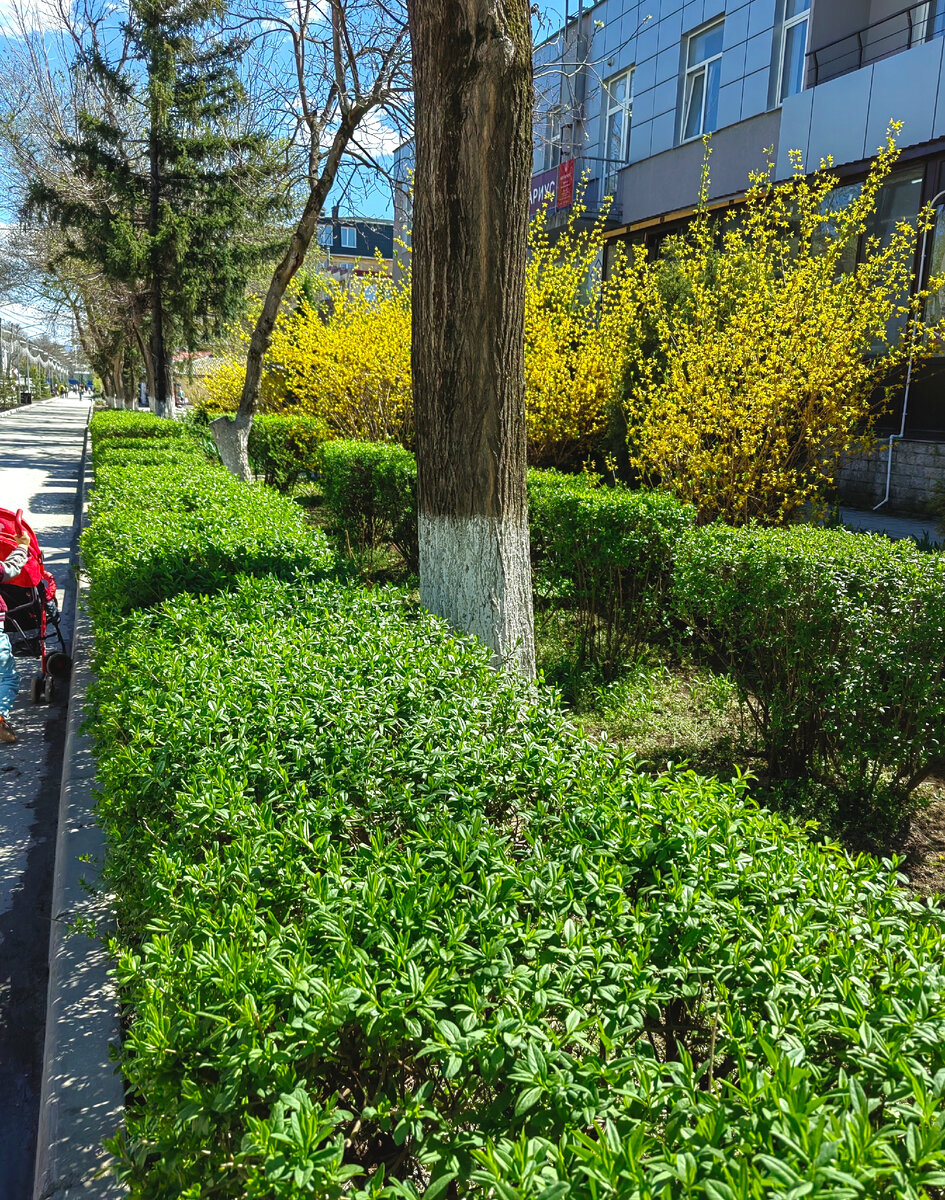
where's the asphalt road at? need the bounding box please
[0,398,90,1200]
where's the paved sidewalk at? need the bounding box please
[0,398,91,1199]
[840,506,943,546]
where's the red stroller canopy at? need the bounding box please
[0,508,44,588]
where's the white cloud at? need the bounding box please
[349,110,401,159]
[275,0,328,26]
[0,0,65,36]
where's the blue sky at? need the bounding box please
[347,1,571,218]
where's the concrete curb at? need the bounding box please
[32,412,126,1200]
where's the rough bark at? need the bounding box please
[148,112,172,419]
[407,0,535,676]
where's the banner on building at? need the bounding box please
[556,159,575,210]
[528,159,577,217]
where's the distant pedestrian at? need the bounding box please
[0,531,31,743]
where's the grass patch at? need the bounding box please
[537,611,746,776]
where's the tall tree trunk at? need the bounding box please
[132,308,156,402]
[211,185,330,480]
[149,279,172,417]
[111,352,124,407]
[148,93,171,419]
[407,0,535,677]
[122,358,136,409]
[211,110,363,480]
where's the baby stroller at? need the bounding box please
[0,508,70,702]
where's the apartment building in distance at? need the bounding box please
[315,211,395,282]
[532,0,945,512]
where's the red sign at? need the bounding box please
[529,160,577,217]
[556,159,575,210]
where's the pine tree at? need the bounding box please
[30,0,281,414]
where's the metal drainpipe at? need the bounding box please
[873,187,945,510]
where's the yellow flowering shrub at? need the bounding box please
[624,132,945,524]
[525,202,643,467]
[200,355,244,413]
[201,221,635,466]
[198,269,411,444]
[269,273,413,444]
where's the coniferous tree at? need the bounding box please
[30,0,282,415]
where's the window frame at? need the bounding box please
[680,20,724,144]
[925,0,945,40]
[775,0,811,103]
[554,120,574,168]
[603,67,634,169]
[340,226,358,250]
[539,105,560,172]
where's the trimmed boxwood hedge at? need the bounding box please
[84,412,333,619]
[318,438,418,569]
[91,409,188,439]
[85,413,945,1199]
[528,469,695,664]
[248,414,329,493]
[673,523,945,820]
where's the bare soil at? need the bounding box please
[898,779,945,897]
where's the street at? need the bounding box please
[0,398,90,1199]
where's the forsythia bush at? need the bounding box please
[202,133,943,499]
[200,354,245,412]
[524,203,642,467]
[270,273,413,444]
[201,272,412,443]
[202,212,637,466]
[625,132,945,523]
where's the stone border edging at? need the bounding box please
[32,410,126,1200]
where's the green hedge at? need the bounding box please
[932,480,945,537]
[91,410,188,439]
[529,469,695,666]
[91,437,208,472]
[86,411,945,1199]
[319,438,417,569]
[84,414,332,620]
[673,523,945,821]
[248,414,329,492]
[90,583,945,1199]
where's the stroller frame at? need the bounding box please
[1,582,69,702]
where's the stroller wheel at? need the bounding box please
[31,675,44,704]
[44,675,55,703]
[46,652,71,678]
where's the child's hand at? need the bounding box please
[16,533,30,548]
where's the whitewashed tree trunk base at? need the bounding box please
[419,513,535,679]
[211,415,253,482]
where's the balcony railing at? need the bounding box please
[808,2,944,86]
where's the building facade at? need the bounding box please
[534,0,945,509]
[315,212,395,281]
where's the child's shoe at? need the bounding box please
[0,717,17,744]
